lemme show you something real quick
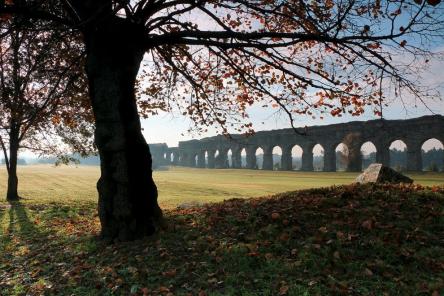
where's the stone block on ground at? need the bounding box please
[355,163,413,184]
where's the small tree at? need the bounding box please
[0,17,94,201]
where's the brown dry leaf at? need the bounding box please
[162,269,177,277]
[265,253,273,260]
[279,285,289,295]
[279,233,289,241]
[318,226,328,233]
[271,212,281,220]
[364,268,373,276]
[361,219,373,230]
[333,251,341,259]
[207,277,218,284]
[336,231,345,239]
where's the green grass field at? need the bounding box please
[0,166,443,295]
[0,165,442,207]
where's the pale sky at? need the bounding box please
[141,96,444,148]
[20,5,444,158]
[141,37,444,150]
[139,4,444,151]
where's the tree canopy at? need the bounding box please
[0,12,94,200]
[0,18,93,154]
[1,0,443,240]
[1,1,443,134]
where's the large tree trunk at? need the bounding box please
[83,17,162,242]
[6,134,19,201]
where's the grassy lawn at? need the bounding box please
[0,184,443,295]
[0,165,442,208]
[0,166,443,295]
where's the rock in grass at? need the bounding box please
[355,163,413,184]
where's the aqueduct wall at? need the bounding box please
[151,115,444,172]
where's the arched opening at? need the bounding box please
[241,148,247,168]
[313,144,324,171]
[214,150,220,168]
[163,152,167,160]
[361,141,377,170]
[421,138,444,172]
[255,147,264,169]
[389,140,407,171]
[291,145,303,170]
[227,149,233,168]
[194,154,198,167]
[170,153,174,163]
[335,143,349,171]
[272,146,282,170]
[204,151,209,167]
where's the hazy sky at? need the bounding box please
[139,3,444,150]
[20,5,444,157]
[141,96,444,148]
[141,55,444,151]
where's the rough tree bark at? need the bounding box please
[83,17,162,242]
[6,129,19,201]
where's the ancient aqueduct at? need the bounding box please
[150,115,444,172]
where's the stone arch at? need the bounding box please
[227,149,233,168]
[196,150,206,168]
[204,151,209,167]
[389,140,408,171]
[335,143,349,171]
[313,144,324,171]
[212,149,221,168]
[241,148,247,168]
[255,147,264,169]
[291,145,303,170]
[360,141,377,170]
[193,154,198,167]
[421,138,444,171]
[272,146,282,170]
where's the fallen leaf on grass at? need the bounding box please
[279,233,289,241]
[361,219,374,230]
[333,251,340,259]
[162,269,177,277]
[364,268,373,276]
[279,285,289,295]
[271,212,281,220]
[265,253,273,260]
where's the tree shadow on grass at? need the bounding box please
[1,200,103,295]
[7,200,39,237]
[0,204,9,248]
